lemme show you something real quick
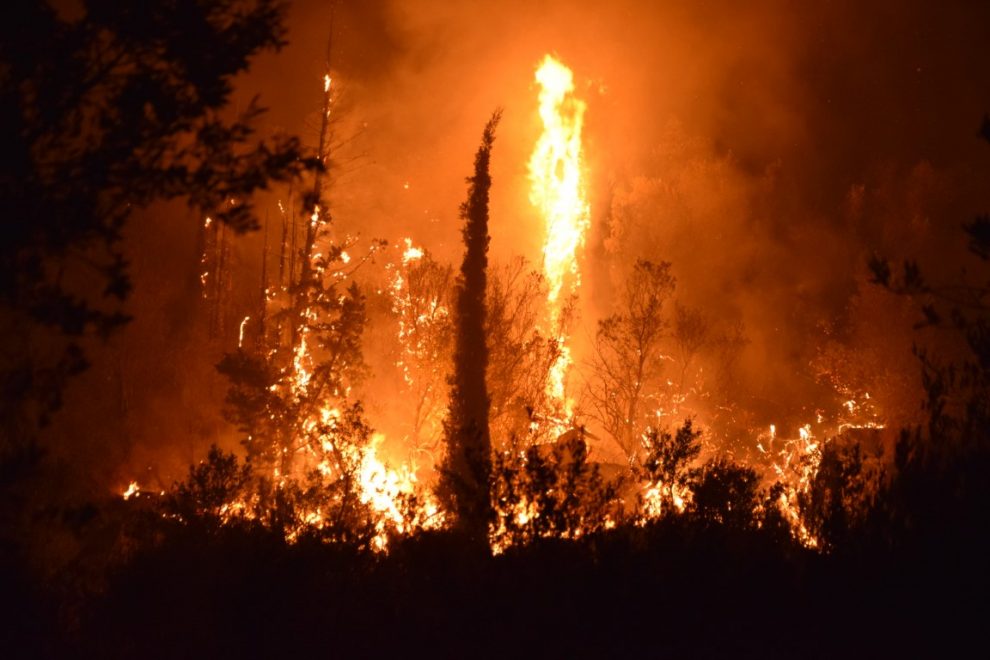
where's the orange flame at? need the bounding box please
[529,54,589,425]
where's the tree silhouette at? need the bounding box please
[486,258,562,446]
[491,432,623,547]
[859,115,990,558]
[584,260,676,459]
[688,457,760,529]
[639,420,701,515]
[0,0,315,443]
[439,110,501,546]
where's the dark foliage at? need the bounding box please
[0,0,315,443]
[65,517,979,660]
[0,6,317,644]
[440,110,501,546]
[799,438,882,552]
[639,419,702,512]
[862,118,990,562]
[491,433,623,546]
[216,281,367,473]
[687,457,761,529]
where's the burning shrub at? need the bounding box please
[159,440,412,551]
[491,433,624,549]
[638,420,702,517]
[164,446,253,526]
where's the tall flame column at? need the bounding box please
[529,55,590,428]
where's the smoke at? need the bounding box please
[272,0,990,429]
[45,0,990,491]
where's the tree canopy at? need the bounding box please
[0,0,316,437]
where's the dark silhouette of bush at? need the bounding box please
[688,457,761,529]
[491,433,623,547]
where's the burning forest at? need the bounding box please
[2,0,990,657]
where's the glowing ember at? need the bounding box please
[529,54,589,424]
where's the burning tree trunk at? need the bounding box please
[440,110,501,545]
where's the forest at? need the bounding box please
[2,1,989,657]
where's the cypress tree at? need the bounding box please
[440,110,502,546]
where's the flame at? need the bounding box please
[122,481,139,500]
[402,238,424,264]
[529,54,589,425]
[238,315,250,348]
[767,422,823,548]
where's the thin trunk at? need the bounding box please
[288,182,296,295]
[279,196,288,290]
[259,210,269,346]
[291,25,334,349]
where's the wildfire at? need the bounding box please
[766,423,823,548]
[529,54,589,425]
[357,434,443,550]
[139,58,902,561]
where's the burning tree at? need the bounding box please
[217,56,368,478]
[200,59,440,550]
[439,110,501,545]
[639,420,702,517]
